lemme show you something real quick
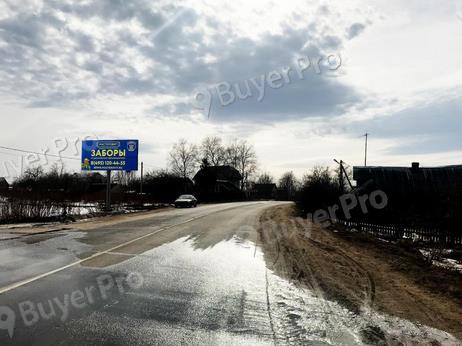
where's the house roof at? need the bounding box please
[193,165,242,181]
[0,177,9,186]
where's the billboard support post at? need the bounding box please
[140,162,144,194]
[106,170,112,211]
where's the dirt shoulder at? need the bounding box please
[258,204,462,340]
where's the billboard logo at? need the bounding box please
[97,141,120,149]
[127,141,137,152]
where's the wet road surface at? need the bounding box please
[0,202,459,345]
[0,202,280,345]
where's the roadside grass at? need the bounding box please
[0,198,168,225]
[332,224,462,303]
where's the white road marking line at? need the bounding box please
[0,220,190,295]
[0,203,265,295]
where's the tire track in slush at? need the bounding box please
[307,237,376,308]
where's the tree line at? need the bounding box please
[168,137,257,190]
[3,135,351,208]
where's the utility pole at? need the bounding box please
[334,159,345,194]
[364,133,369,167]
[334,159,354,191]
[140,161,144,194]
[106,170,112,212]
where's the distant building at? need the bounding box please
[194,165,242,191]
[0,177,9,191]
[193,165,243,201]
[85,172,106,184]
[251,183,277,200]
[143,176,194,202]
[75,172,107,193]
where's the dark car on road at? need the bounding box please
[174,194,198,208]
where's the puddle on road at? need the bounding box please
[94,235,460,345]
[0,227,459,345]
[0,232,93,287]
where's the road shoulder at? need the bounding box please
[258,204,462,341]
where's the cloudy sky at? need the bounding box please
[0,0,461,180]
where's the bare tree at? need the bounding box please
[235,140,257,190]
[49,162,66,177]
[168,139,199,178]
[23,166,44,180]
[257,172,274,184]
[223,140,240,168]
[114,171,136,186]
[145,169,177,179]
[278,171,298,200]
[201,136,225,166]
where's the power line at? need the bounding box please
[0,149,27,158]
[0,145,80,161]
[0,145,161,172]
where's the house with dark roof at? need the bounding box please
[193,165,243,201]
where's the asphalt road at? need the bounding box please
[0,201,289,345]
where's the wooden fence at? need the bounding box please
[337,219,462,246]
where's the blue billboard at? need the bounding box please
[81,140,139,171]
